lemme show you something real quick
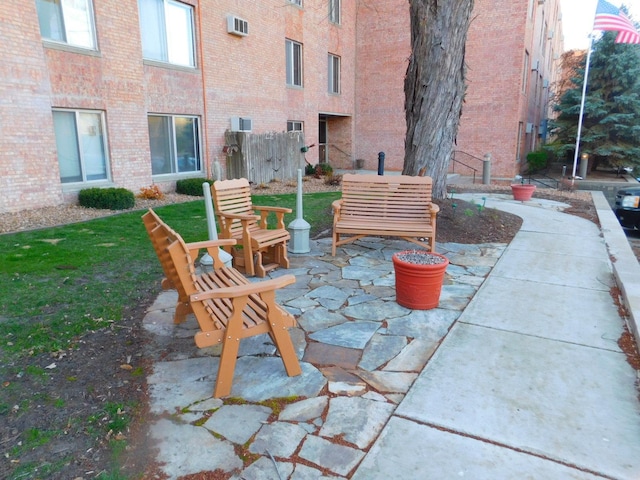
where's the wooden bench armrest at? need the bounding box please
[253,205,293,214]
[430,204,440,214]
[190,274,297,301]
[332,199,343,213]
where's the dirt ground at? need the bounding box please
[0,182,638,480]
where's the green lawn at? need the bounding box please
[0,191,340,359]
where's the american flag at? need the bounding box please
[593,0,640,44]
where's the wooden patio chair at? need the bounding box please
[143,208,301,398]
[211,178,291,277]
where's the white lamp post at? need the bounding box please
[288,168,311,253]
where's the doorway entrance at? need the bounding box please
[318,116,328,164]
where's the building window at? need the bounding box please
[287,121,303,132]
[53,109,109,184]
[148,115,201,175]
[288,0,302,5]
[328,54,341,94]
[138,0,195,67]
[36,0,97,49]
[329,0,340,24]
[286,39,303,87]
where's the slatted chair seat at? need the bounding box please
[211,178,291,277]
[143,208,301,398]
[332,174,439,255]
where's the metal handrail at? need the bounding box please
[450,150,482,184]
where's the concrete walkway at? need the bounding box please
[142,192,640,479]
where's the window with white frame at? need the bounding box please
[138,0,195,67]
[286,39,303,87]
[288,0,302,6]
[36,0,97,49]
[53,109,109,184]
[148,115,201,175]
[328,54,340,94]
[287,120,303,132]
[329,0,340,24]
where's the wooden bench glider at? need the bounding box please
[211,178,291,277]
[332,174,439,255]
[142,209,301,398]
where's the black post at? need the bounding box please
[377,152,385,175]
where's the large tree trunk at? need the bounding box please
[404,0,474,198]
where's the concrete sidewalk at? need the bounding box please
[142,192,640,479]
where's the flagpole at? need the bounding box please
[571,35,594,185]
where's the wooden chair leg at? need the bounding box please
[243,244,255,277]
[213,297,247,398]
[277,243,290,269]
[254,251,266,278]
[262,293,301,377]
[174,301,192,324]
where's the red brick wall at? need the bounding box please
[0,0,62,212]
[354,0,562,179]
[354,0,410,172]
[0,0,561,213]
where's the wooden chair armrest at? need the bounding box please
[430,204,440,214]
[253,205,293,214]
[331,199,343,213]
[185,239,237,250]
[217,212,260,222]
[190,274,297,301]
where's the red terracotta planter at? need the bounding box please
[511,183,536,201]
[392,250,449,310]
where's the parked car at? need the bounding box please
[614,186,640,229]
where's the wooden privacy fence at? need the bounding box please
[224,131,306,184]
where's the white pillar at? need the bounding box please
[200,182,233,268]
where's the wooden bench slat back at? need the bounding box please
[341,174,434,222]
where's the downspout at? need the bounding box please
[197,3,210,178]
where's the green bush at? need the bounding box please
[78,187,135,210]
[305,163,316,176]
[526,150,548,173]
[176,178,213,196]
[314,163,333,176]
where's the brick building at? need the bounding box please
[0,0,562,214]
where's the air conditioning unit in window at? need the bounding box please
[227,15,248,36]
[231,117,252,132]
[526,122,534,134]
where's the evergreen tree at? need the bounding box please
[550,31,640,171]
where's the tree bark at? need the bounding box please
[404,0,474,198]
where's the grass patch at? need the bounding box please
[0,190,338,478]
[0,192,337,360]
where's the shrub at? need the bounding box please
[304,163,316,176]
[526,150,548,173]
[137,184,164,200]
[324,172,342,186]
[176,178,213,196]
[78,187,135,210]
[314,163,333,177]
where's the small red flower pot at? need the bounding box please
[511,184,536,201]
[392,250,449,310]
